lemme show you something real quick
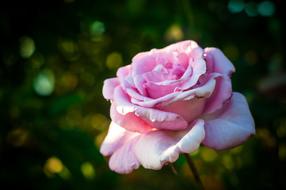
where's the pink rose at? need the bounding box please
[101,40,255,174]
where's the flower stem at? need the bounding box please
[184,153,204,190]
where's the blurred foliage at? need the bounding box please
[0,0,285,189]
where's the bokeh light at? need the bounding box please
[106,52,123,69]
[228,0,244,13]
[257,1,275,17]
[44,157,64,174]
[19,36,35,58]
[0,0,285,189]
[81,162,95,179]
[33,69,55,96]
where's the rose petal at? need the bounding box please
[204,75,232,114]
[131,77,216,108]
[163,40,199,54]
[204,47,235,76]
[100,122,130,156]
[100,122,140,174]
[159,98,206,123]
[145,80,178,99]
[116,65,133,88]
[113,86,188,130]
[132,52,157,95]
[133,119,205,169]
[202,92,255,150]
[109,136,140,174]
[102,78,120,100]
[101,120,205,173]
[110,103,153,133]
[180,56,206,90]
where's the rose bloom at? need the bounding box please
[101,40,255,174]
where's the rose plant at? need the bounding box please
[100,40,255,174]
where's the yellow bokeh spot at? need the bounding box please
[106,52,123,69]
[59,40,77,54]
[165,24,184,41]
[277,121,286,138]
[95,131,107,148]
[19,36,35,58]
[222,155,234,170]
[6,128,29,147]
[90,114,109,130]
[59,72,78,91]
[81,162,95,179]
[201,148,218,162]
[44,157,64,174]
[279,144,286,161]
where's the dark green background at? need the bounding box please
[0,0,285,189]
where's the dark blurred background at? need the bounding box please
[0,0,285,189]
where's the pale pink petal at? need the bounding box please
[163,40,199,54]
[180,56,206,90]
[132,77,216,108]
[102,78,120,100]
[109,136,140,174]
[126,87,153,102]
[110,103,153,133]
[204,47,235,76]
[113,86,188,130]
[133,119,205,169]
[117,65,131,79]
[158,98,206,123]
[202,92,255,150]
[143,51,206,98]
[100,122,140,174]
[204,75,232,114]
[100,122,130,156]
[131,52,157,95]
[145,81,178,99]
[116,65,135,89]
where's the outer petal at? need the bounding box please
[133,119,205,169]
[113,86,188,130]
[163,40,199,54]
[100,122,130,156]
[202,92,255,150]
[102,78,120,100]
[204,47,235,76]
[203,75,232,114]
[116,65,134,90]
[109,136,140,174]
[100,122,140,174]
[110,103,153,133]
